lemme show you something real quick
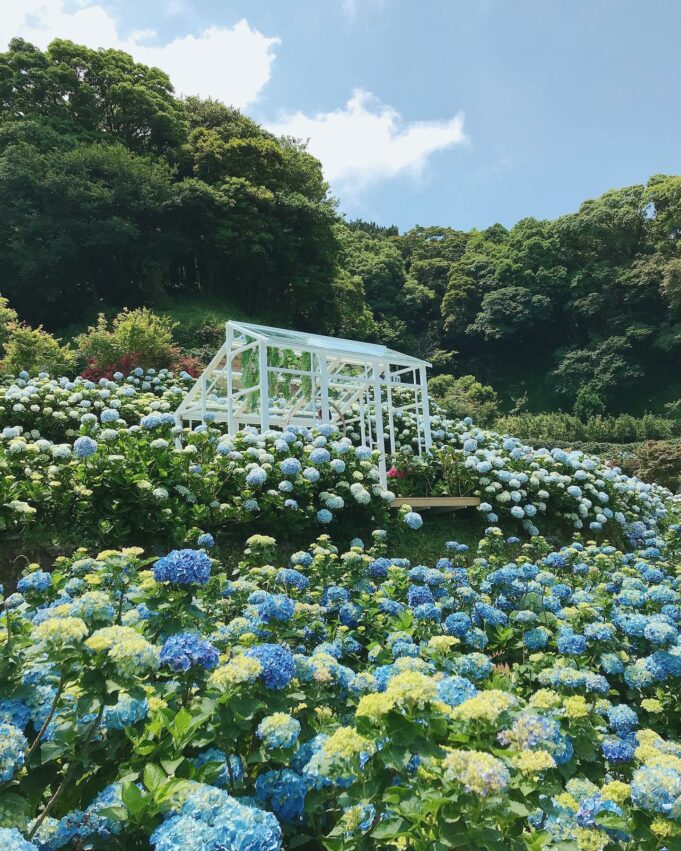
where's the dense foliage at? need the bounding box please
[0,369,672,554]
[0,40,341,333]
[495,414,681,447]
[0,362,677,849]
[345,191,681,414]
[0,371,393,549]
[3,518,681,849]
[1,39,680,415]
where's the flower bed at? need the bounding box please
[0,371,672,554]
[386,412,671,542]
[1,523,681,848]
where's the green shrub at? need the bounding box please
[429,374,499,425]
[496,412,681,445]
[573,384,604,420]
[1,323,74,376]
[0,294,18,349]
[623,439,681,491]
[76,308,179,372]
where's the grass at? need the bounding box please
[53,293,271,344]
[152,293,254,329]
[386,510,486,563]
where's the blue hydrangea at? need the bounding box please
[275,568,309,591]
[454,652,493,681]
[379,600,405,616]
[279,458,302,476]
[73,436,98,459]
[607,704,638,734]
[258,593,295,623]
[444,612,473,638]
[557,630,587,656]
[104,694,149,731]
[436,675,477,707]
[408,585,434,607]
[150,788,281,851]
[197,533,215,549]
[246,467,267,488]
[524,627,550,650]
[0,722,28,781]
[257,713,301,749]
[404,511,423,530]
[601,736,636,764]
[140,413,175,429]
[368,557,390,579]
[413,603,441,621]
[631,764,681,814]
[255,768,307,821]
[160,633,219,672]
[192,749,243,788]
[0,828,36,850]
[153,549,212,585]
[474,602,508,627]
[309,447,331,465]
[246,643,296,690]
[17,571,52,594]
[0,698,31,730]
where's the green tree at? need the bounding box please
[0,38,187,153]
[429,374,499,425]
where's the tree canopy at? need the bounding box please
[0,38,679,414]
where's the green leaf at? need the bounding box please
[143,763,167,793]
[160,757,185,776]
[121,781,146,818]
[370,817,408,839]
[0,792,31,828]
[508,800,531,817]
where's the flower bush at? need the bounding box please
[0,371,671,553]
[383,409,671,542]
[1,522,681,848]
[0,372,392,547]
[0,369,190,442]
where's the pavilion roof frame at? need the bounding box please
[175,320,433,486]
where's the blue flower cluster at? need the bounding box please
[153,549,212,585]
[160,633,219,672]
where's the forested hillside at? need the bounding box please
[1,38,680,415]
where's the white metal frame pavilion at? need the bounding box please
[174,320,432,486]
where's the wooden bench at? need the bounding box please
[391,496,480,514]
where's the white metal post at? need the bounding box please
[318,353,330,424]
[412,368,421,455]
[226,325,235,435]
[371,360,387,487]
[259,342,270,431]
[385,363,396,456]
[419,365,432,450]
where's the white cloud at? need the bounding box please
[268,89,466,189]
[128,23,279,106]
[0,2,279,108]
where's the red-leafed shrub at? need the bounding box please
[81,352,144,381]
[173,355,203,377]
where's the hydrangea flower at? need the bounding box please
[73,436,98,458]
[153,550,212,585]
[0,722,28,781]
[246,643,296,690]
[256,712,301,749]
[404,511,423,530]
[160,633,219,672]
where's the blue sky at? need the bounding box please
[4,1,680,231]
